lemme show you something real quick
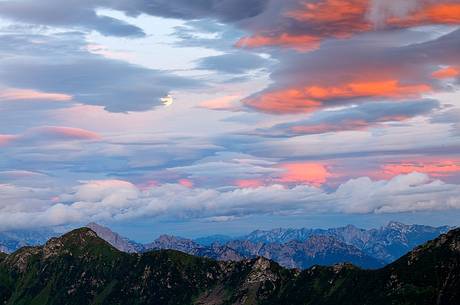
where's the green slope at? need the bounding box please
[0,228,459,305]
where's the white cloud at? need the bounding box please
[1,172,460,231]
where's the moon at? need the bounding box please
[161,94,174,107]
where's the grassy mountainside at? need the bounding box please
[0,227,459,305]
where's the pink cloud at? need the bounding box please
[199,95,242,111]
[235,179,265,188]
[0,88,72,102]
[178,179,194,188]
[382,159,460,178]
[278,163,330,186]
[137,180,159,190]
[32,126,102,140]
[0,135,16,146]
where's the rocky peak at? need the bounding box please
[386,221,409,231]
[146,234,204,253]
[435,228,460,251]
[247,257,278,283]
[4,246,41,273]
[86,223,143,253]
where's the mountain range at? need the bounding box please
[0,227,459,305]
[0,222,451,270]
[0,229,57,254]
[85,222,450,269]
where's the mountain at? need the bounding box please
[85,223,144,253]
[74,222,450,269]
[145,234,245,262]
[0,227,459,305]
[241,221,452,262]
[1,222,451,269]
[194,234,234,246]
[224,236,384,269]
[0,228,58,254]
[145,234,383,269]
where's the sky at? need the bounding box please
[0,0,459,240]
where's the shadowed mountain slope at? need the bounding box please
[0,227,459,305]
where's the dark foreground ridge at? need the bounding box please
[0,227,459,305]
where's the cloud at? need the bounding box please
[0,0,145,37]
[0,32,198,112]
[0,135,16,146]
[169,152,283,186]
[236,33,321,52]
[236,0,460,51]
[1,172,460,231]
[235,179,265,188]
[0,126,102,146]
[199,95,242,111]
[25,126,102,141]
[382,159,460,178]
[0,0,270,39]
[0,88,72,102]
[245,80,432,114]
[431,108,460,136]
[195,52,268,74]
[255,100,439,136]
[241,27,460,114]
[367,0,422,27]
[432,66,460,79]
[118,0,270,22]
[277,163,330,187]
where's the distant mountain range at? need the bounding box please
[237,221,452,262]
[85,222,450,269]
[1,227,459,305]
[0,222,452,270]
[0,229,57,254]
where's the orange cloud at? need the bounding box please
[245,89,322,114]
[237,1,460,51]
[287,0,371,36]
[235,179,264,188]
[236,33,321,52]
[278,163,330,186]
[432,66,460,79]
[246,80,431,113]
[0,88,72,102]
[383,160,460,178]
[388,3,460,27]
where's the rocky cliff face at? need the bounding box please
[0,228,459,305]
